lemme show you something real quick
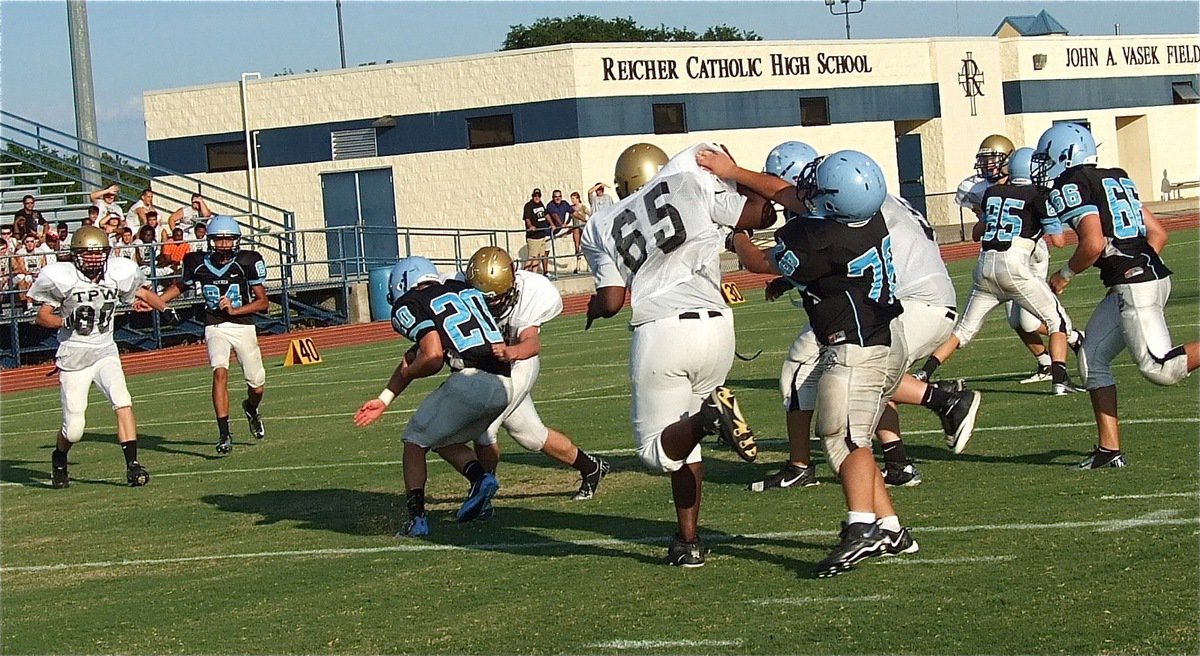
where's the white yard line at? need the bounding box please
[3,511,1193,574]
[748,594,891,604]
[1100,492,1199,500]
[585,640,742,650]
[872,555,1017,565]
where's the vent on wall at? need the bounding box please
[331,128,378,160]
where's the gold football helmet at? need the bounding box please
[975,134,1015,182]
[465,246,518,319]
[70,226,111,279]
[613,143,668,199]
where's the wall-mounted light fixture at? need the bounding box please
[1033,54,1048,70]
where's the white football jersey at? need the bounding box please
[581,143,746,326]
[27,258,144,371]
[503,270,562,343]
[881,195,956,308]
[955,175,992,214]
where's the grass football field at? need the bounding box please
[2,230,1198,655]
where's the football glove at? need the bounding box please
[764,276,792,302]
[162,308,181,326]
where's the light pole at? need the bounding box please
[335,0,347,68]
[825,0,867,40]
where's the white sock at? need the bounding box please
[1036,353,1052,367]
[877,515,901,532]
[848,511,876,526]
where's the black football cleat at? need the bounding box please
[664,534,706,567]
[216,434,234,455]
[813,521,887,578]
[931,378,967,395]
[882,462,922,487]
[1019,364,1053,384]
[748,462,818,492]
[878,524,919,556]
[940,390,981,454]
[572,458,611,501]
[699,386,758,462]
[51,463,70,489]
[243,400,265,440]
[126,462,150,487]
[1078,446,1127,469]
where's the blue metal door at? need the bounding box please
[320,168,397,275]
[895,133,927,217]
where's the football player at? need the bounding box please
[917,146,1082,395]
[354,256,510,537]
[955,134,1058,384]
[159,216,269,454]
[28,226,174,488]
[462,246,610,505]
[720,150,916,577]
[581,142,770,568]
[702,145,980,493]
[1035,123,1199,468]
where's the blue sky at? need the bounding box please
[2,1,1197,159]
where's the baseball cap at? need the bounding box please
[532,188,541,196]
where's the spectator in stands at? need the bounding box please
[14,195,48,236]
[13,234,49,313]
[54,221,70,244]
[192,222,208,252]
[82,205,99,228]
[90,184,123,220]
[568,191,591,273]
[113,227,138,259]
[522,188,551,275]
[143,210,170,242]
[1,224,15,252]
[0,236,12,302]
[162,227,191,273]
[588,182,614,214]
[546,190,573,272]
[135,224,173,286]
[126,188,155,231]
[103,213,124,245]
[43,231,70,263]
[170,193,213,238]
[11,214,34,242]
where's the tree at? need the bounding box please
[501,14,760,50]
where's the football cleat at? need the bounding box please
[940,390,981,455]
[1019,365,1053,384]
[1078,446,1127,469]
[932,378,967,395]
[216,434,233,455]
[397,514,429,537]
[878,524,920,556]
[51,462,70,489]
[477,500,495,521]
[572,458,611,501]
[699,386,758,462]
[748,462,818,492]
[813,522,887,578]
[882,462,922,487]
[457,472,500,522]
[1052,379,1084,396]
[664,534,706,568]
[126,462,150,487]
[243,400,265,440]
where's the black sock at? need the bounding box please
[572,449,598,474]
[462,460,485,484]
[406,488,426,517]
[121,441,138,466]
[921,383,952,412]
[920,356,941,379]
[882,441,909,466]
[1050,361,1068,385]
[245,395,261,414]
[216,416,230,436]
[52,448,68,469]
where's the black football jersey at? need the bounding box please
[180,250,267,326]
[1049,166,1170,287]
[391,279,510,376]
[979,184,1061,252]
[771,214,902,347]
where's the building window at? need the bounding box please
[1172,81,1200,105]
[652,103,687,134]
[331,128,379,160]
[206,140,248,173]
[467,114,515,149]
[800,97,831,126]
[1053,118,1091,133]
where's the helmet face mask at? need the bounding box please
[613,143,668,199]
[205,216,242,265]
[69,226,111,280]
[465,246,518,319]
[975,134,1015,182]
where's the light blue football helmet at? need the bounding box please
[798,150,887,223]
[763,141,819,183]
[1008,147,1035,185]
[387,256,440,304]
[1032,122,1097,187]
[205,215,242,263]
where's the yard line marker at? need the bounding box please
[872,555,1017,565]
[1100,492,1200,500]
[585,640,741,649]
[748,594,890,605]
[1096,509,1183,532]
[3,514,1195,573]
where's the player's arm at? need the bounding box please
[970,220,986,242]
[729,231,778,275]
[35,303,67,330]
[696,149,800,215]
[354,331,444,427]
[1143,207,1167,254]
[221,283,268,317]
[493,325,540,363]
[586,285,625,329]
[133,286,172,313]
[1050,212,1104,294]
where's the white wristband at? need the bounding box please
[377,389,395,407]
[1058,263,1076,281]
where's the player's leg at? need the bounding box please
[230,326,267,439]
[751,326,821,492]
[1117,279,1198,386]
[876,403,920,487]
[1004,257,1077,394]
[1008,302,1054,383]
[205,325,235,453]
[94,356,149,487]
[52,366,94,488]
[917,279,1001,381]
[1076,294,1128,468]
